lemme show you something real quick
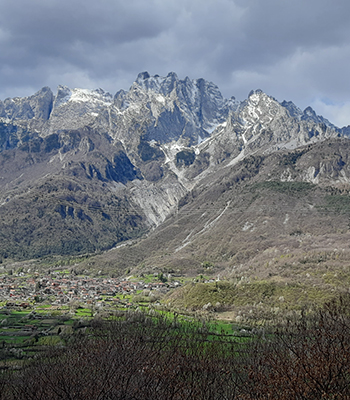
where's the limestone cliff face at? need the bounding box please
[0,86,53,121]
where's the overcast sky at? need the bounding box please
[0,0,350,126]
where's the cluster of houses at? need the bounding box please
[0,273,181,307]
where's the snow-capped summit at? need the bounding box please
[53,86,113,108]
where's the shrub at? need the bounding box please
[245,294,350,399]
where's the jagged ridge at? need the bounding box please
[0,72,349,261]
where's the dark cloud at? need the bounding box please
[0,0,350,126]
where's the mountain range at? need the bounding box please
[1,72,350,279]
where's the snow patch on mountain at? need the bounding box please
[70,88,113,105]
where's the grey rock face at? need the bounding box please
[0,122,18,151]
[113,72,240,148]
[47,86,113,134]
[341,125,350,137]
[196,89,339,176]
[280,100,303,118]
[0,87,53,121]
[301,106,335,128]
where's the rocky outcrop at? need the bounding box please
[0,86,53,121]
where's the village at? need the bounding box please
[0,271,182,309]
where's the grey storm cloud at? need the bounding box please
[0,0,350,126]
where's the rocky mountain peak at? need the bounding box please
[53,85,72,108]
[248,88,264,98]
[133,71,179,96]
[302,106,317,118]
[136,71,151,81]
[301,106,335,128]
[238,89,282,124]
[0,86,54,121]
[111,72,238,147]
[280,100,303,118]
